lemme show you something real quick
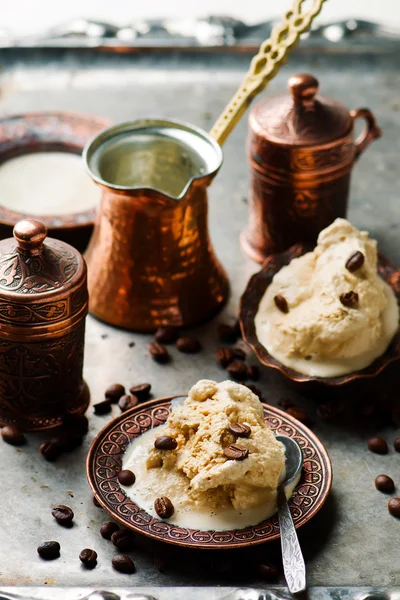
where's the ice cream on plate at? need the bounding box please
[121,379,290,530]
[255,218,399,378]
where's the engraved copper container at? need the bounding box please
[243,73,382,262]
[83,119,229,331]
[0,219,89,430]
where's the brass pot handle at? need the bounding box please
[350,107,382,160]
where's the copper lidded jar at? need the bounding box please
[243,73,382,263]
[0,219,89,430]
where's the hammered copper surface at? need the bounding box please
[243,74,382,262]
[87,396,332,550]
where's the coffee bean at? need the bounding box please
[228,423,251,438]
[100,521,120,539]
[246,384,263,400]
[154,496,174,519]
[274,295,289,313]
[62,413,89,435]
[394,437,400,452]
[375,474,394,493]
[105,383,126,403]
[129,383,151,401]
[340,291,359,308]
[367,436,388,454]
[148,342,170,364]
[94,400,112,415]
[1,425,26,446]
[388,497,400,518]
[154,326,179,344]
[286,406,309,424]
[118,469,136,486]
[346,251,365,273]
[154,435,178,450]
[223,443,249,461]
[226,361,248,381]
[218,323,238,344]
[176,336,202,354]
[52,434,82,453]
[112,554,136,574]
[233,347,246,360]
[79,548,97,569]
[255,562,279,581]
[154,554,167,573]
[37,541,60,560]
[111,529,135,551]
[216,347,235,368]
[247,365,260,381]
[52,505,74,525]
[93,495,101,508]
[40,440,61,462]
[118,394,139,412]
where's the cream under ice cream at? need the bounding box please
[255,218,399,377]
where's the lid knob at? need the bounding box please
[288,73,319,107]
[13,219,47,254]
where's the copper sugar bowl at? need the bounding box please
[0,219,89,430]
[83,119,229,331]
[243,73,382,263]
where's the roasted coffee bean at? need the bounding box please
[154,496,175,519]
[255,562,279,581]
[40,440,61,462]
[394,437,400,452]
[129,383,151,401]
[345,251,365,273]
[388,497,400,518]
[62,413,89,435]
[223,443,249,461]
[154,326,179,344]
[375,474,394,493]
[52,504,74,525]
[232,347,246,360]
[246,384,263,400]
[247,365,260,381]
[154,554,167,573]
[286,406,309,424]
[93,495,101,508]
[79,548,97,569]
[216,347,235,368]
[118,469,136,486]
[100,521,120,539]
[112,554,136,574]
[176,336,202,354]
[154,435,177,450]
[94,400,112,415]
[52,434,82,453]
[1,425,26,446]
[105,383,126,403]
[274,294,289,313]
[218,323,238,344]
[228,423,251,438]
[226,361,248,381]
[37,541,60,560]
[148,342,170,364]
[367,436,388,454]
[111,529,135,551]
[118,394,139,412]
[340,291,359,308]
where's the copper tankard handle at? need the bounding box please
[350,107,382,160]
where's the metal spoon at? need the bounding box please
[275,435,306,594]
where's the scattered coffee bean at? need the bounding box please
[345,251,365,273]
[153,554,167,573]
[129,383,151,401]
[40,440,61,462]
[246,384,263,400]
[232,347,246,360]
[247,365,260,381]
[286,406,309,424]
[226,361,248,381]
[1,424,26,446]
[52,505,74,525]
[255,562,279,581]
[367,436,388,454]
[118,469,136,486]
[274,295,289,313]
[154,436,178,450]
[228,423,251,438]
[118,394,139,412]
[394,437,400,452]
[94,400,112,415]
[154,496,174,519]
[112,554,136,574]
[388,497,400,518]
[52,434,82,453]
[148,342,170,364]
[340,291,359,308]
[223,443,249,461]
[128,341,135,348]
[154,326,179,344]
[37,541,60,560]
[105,383,126,403]
[176,336,202,354]
[93,495,102,508]
[62,413,89,435]
[79,548,97,569]
[100,521,120,539]
[218,323,238,344]
[216,347,235,368]
[111,529,135,551]
[375,474,394,493]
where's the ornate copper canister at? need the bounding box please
[0,219,89,430]
[243,73,381,262]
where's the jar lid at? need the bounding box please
[250,73,352,147]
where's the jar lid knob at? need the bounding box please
[13,219,47,254]
[288,73,319,106]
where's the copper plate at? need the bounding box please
[240,243,400,387]
[86,396,332,550]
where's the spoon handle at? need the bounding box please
[278,489,306,594]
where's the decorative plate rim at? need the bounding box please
[240,243,400,386]
[86,395,332,550]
